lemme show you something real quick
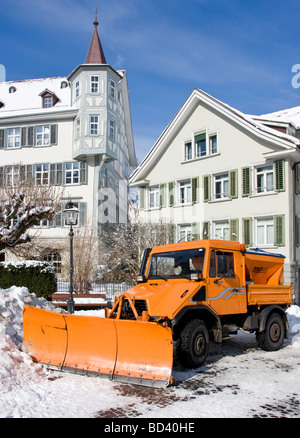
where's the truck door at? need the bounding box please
[207,249,247,315]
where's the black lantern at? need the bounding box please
[63,201,79,314]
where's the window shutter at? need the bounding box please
[80,161,87,184]
[296,216,300,247]
[191,177,199,204]
[274,215,285,246]
[139,188,145,210]
[230,218,239,241]
[21,127,27,146]
[27,126,34,146]
[242,217,252,247]
[242,167,251,197]
[274,160,285,192]
[192,222,200,240]
[202,221,210,239]
[229,169,238,198]
[295,165,299,195]
[203,175,211,202]
[159,183,166,208]
[50,124,58,145]
[79,202,87,226]
[168,181,175,207]
[0,129,4,148]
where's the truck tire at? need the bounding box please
[256,312,285,351]
[177,319,210,368]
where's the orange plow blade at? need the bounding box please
[22,305,173,388]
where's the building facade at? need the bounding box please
[130,88,300,303]
[0,18,137,270]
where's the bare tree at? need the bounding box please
[0,179,63,252]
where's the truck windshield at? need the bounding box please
[148,248,206,279]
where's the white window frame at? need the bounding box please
[75,81,80,99]
[195,131,207,158]
[7,127,21,148]
[75,118,80,140]
[110,80,115,99]
[65,162,80,185]
[35,164,49,185]
[184,141,192,161]
[213,220,230,240]
[255,216,274,246]
[214,173,229,200]
[149,186,159,209]
[36,125,50,146]
[109,119,115,139]
[90,115,99,135]
[90,75,99,93]
[255,165,274,194]
[178,224,192,242]
[178,180,192,204]
[209,133,217,155]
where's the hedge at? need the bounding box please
[0,261,56,299]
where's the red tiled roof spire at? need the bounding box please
[85,9,107,64]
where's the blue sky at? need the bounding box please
[1,0,300,162]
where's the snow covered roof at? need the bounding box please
[253,106,300,130]
[0,77,71,119]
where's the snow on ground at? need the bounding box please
[0,286,300,419]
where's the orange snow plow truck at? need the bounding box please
[23,240,292,388]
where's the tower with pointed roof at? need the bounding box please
[68,14,136,229]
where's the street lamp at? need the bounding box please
[63,201,79,314]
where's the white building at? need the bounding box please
[130,88,300,303]
[0,17,137,269]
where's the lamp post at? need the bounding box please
[63,201,79,314]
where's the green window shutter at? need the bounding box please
[203,175,211,202]
[274,160,285,192]
[242,217,252,247]
[159,183,166,208]
[168,181,175,207]
[295,165,299,195]
[0,129,5,148]
[28,126,34,146]
[191,177,199,204]
[230,218,239,241]
[192,222,200,240]
[79,202,87,226]
[51,124,58,145]
[242,167,251,197]
[202,221,210,239]
[229,169,238,198]
[274,215,285,246]
[139,188,145,211]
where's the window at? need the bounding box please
[179,225,192,242]
[185,142,192,160]
[7,128,21,148]
[214,220,230,240]
[256,217,274,245]
[179,180,192,204]
[90,116,99,135]
[75,81,80,98]
[256,165,274,193]
[43,96,52,108]
[195,133,206,158]
[149,186,159,208]
[215,173,229,199]
[35,164,49,185]
[61,81,68,89]
[110,80,115,98]
[9,86,16,93]
[75,119,80,139]
[109,120,115,139]
[209,250,235,278]
[90,75,99,93]
[5,166,20,186]
[65,162,80,184]
[36,125,50,146]
[44,252,62,274]
[209,134,217,154]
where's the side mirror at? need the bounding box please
[190,273,203,281]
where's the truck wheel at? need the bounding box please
[256,312,285,351]
[177,319,210,368]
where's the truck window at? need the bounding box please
[148,248,206,279]
[209,250,235,278]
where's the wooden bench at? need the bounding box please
[51,292,107,309]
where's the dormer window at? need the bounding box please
[60,81,68,89]
[9,86,16,93]
[39,89,59,108]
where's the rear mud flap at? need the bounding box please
[22,305,173,388]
